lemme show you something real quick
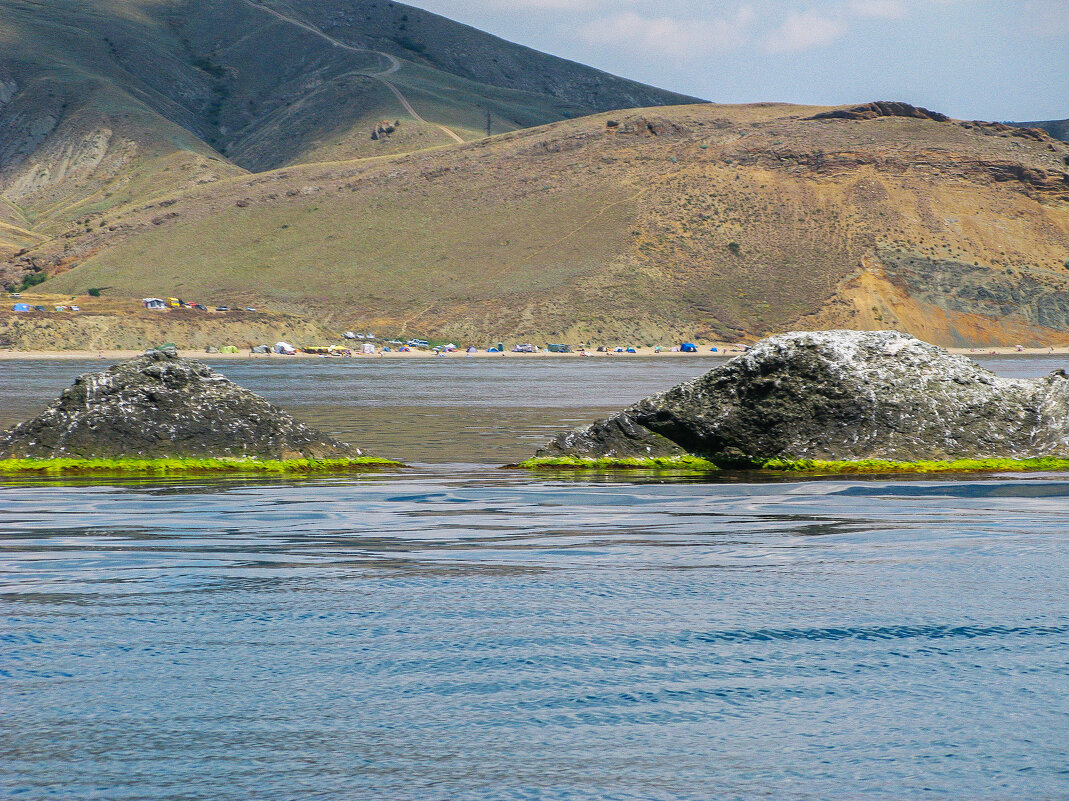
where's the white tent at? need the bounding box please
[273,341,296,355]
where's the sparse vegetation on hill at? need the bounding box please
[7,101,1068,348]
[0,0,698,250]
[1,0,1067,348]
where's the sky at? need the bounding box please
[402,0,1068,121]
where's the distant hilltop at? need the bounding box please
[1009,119,1069,143]
[0,0,701,258]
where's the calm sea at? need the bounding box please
[2,355,1068,800]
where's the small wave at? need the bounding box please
[684,622,1069,644]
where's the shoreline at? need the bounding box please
[1,345,1068,361]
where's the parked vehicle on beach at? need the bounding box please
[407,339,430,348]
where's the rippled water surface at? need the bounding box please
[2,356,1068,799]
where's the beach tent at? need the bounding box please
[219,345,240,354]
[362,343,375,354]
[251,345,271,354]
[273,341,296,355]
[13,303,30,312]
[680,343,698,352]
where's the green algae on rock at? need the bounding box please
[757,457,1069,474]
[519,455,1069,474]
[517,455,720,471]
[532,330,1069,467]
[0,456,403,476]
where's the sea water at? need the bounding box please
[1,356,1067,800]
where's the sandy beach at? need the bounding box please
[2,344,1069,360]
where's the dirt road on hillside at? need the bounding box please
[240,0,465,144]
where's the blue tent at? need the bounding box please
[13,303,30,312]
[680,343,697,352]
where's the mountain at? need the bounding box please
[0,0,700,256]
[1010,119,1069,143]
[7,100,1069,349]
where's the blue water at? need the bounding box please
[2,357,1068,799]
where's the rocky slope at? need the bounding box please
[8,101,1069,348]
[536,330,1069,463]
[0,347,358,458]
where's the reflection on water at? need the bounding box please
[2,358,1069,800]
[0,357,727,463]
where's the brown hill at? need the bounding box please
[5,101,1069,348]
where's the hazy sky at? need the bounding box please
[403,0,1067,121]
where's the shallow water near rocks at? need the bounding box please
[2,356,1068,800]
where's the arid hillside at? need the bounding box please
[0,0,698,260]
[7,100,1069,348]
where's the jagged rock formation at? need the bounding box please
[536,330,1069,462]
[0,347,358,458]
[809,101,950,122]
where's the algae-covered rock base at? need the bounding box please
[519,455,1069,475]
[0,457,401,476]
[0,347,397,469]
[527,330,1069,471]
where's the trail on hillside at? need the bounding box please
[240,0,465,144]
[380,81,465,144]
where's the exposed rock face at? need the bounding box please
[537,330,1069,462]
[810,101,950,123]
[0,348,358,459]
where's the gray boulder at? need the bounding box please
[0,347,359,459]
[537,330,1069,462]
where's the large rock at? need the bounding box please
[537,330,1069,463]
[0,348,358,459]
